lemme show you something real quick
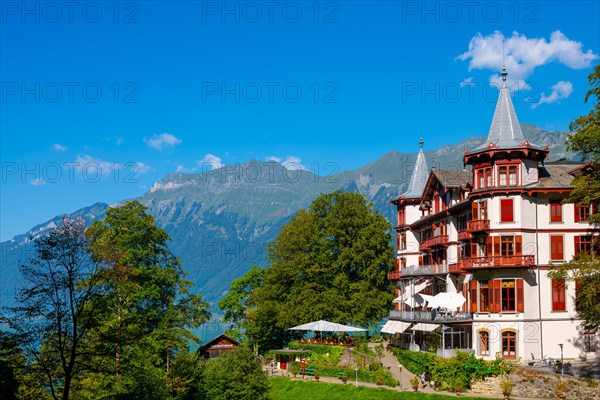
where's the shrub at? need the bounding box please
[500,379,514,398]
[289,362,300,378]
[288,342,344,364]
[410,375,420,392]
[392,348,512,391]
[304,362,398,387]
[391,348,436,375]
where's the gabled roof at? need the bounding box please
[402,138,429,198]
[198,333,240,353]
[472,68,545,153]
[432,170,473,188]
[420,169,472,205]
[525,162,584,189]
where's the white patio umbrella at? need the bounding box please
[419,294,436,308]
[404,293,430,308]
[430,292,466,310]
[288,320,366,333]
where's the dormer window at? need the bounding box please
[498,165,519,187]
[499,167,507,186]
[509,166,518,185]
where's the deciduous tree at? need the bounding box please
[246,191,395,351]
[552,63,600,331]
[1,217,104,400]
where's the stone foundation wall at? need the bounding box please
[470,371,600,399]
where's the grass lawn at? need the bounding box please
[269,377,490,400]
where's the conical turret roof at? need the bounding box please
[473,68,543,152]
[402,138,429,198]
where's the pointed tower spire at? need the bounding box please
[402,138,429,198]
[474,67,527,151]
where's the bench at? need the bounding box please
[338,372,346,379]
[301,368,315,376]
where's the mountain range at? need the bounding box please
[0,125,575,313]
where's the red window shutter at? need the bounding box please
[575,280,581,310]
[515,235,522,256]
[486,236,493,257]
[574,203,581,222]
[472,202,479,219]
[493,236,501,257]
[516,279,524,312]
[552,279,566,311]
[491,279,501,313]
[550,201,563,222]
[574,236,581,256]
[470,280,478,313]
[550,236,564,260]
[462,283,468,311]
[500,199,514,222]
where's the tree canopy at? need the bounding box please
[221,191,395,352]
[1,201,212,399]
[551,63,600,332]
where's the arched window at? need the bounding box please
[502,330,517,359]
[479,331,489,355]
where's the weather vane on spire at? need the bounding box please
[501,40,507,82]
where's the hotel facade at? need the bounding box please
[383,68,598,362]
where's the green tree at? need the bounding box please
[250,191,395,351]
[218,265,266,354]
[1,217,104,400]
[566,62,600,224]
[552,63,600,331]
[85,201,210,395]
[201,346,270,400]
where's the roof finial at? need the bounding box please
[419,137,424,149]
[501,41,508,83]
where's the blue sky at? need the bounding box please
[1,0,599,241]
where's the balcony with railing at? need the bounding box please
[418,234,449,251]
[388,264,449,279]
[459,255,535,270]
[457,230,471,241]
[387,270,401,280]
[389,309,473,323]
[448,263,464,273]
[467,219,490,233]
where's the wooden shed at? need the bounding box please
[198,333,240,360]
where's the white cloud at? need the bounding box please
[197,154,224,170]
[266,155,307,170]
[459,77,475,87]
[31,178,46,186]
[134,162,152,174]
[52,143,67,152]
[532,80,573,109]
[281,156,307,171]
[144,133,182,151]
[73,155,152,179]
[457,30,598,87]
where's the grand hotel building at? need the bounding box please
[383,68,598,362]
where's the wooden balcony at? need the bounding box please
[389,310,473,323]
[467,219,490,233]
[458,230,471,241]
[391,264,449,278]
[448,263,464,273]
[418,235,449,251]
[388,270,401,280]
[460,255,535,270]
